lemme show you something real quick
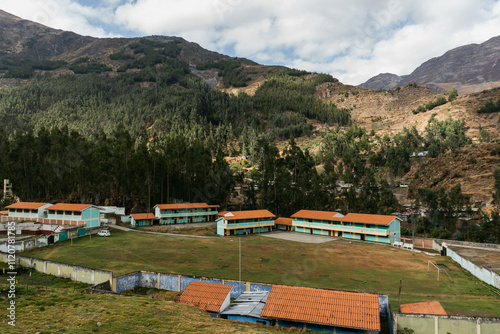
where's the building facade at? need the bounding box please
[216,210,276,236]
[154,203,219,225]
[292,210,400,244]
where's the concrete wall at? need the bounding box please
[112,270,273,299]
[446,247,500,289]
[0,252,112,285]
[432,240,500,289]
[394,313,500,334]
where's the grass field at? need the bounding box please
[22,230,500,317]
[0,267,289,333]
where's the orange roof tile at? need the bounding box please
[275,217,293,226]
[291,210,344,221]
[221,210,275,221]
[155,203,220,210]
[0,210,8,215]
[261,285,380,331]
[47,203,94,212]
[130,213,155,220]
[400,301,447,315]
[343,213,397,226]
[217,211,229,216]
[178,281,232,313]
[6,202,51,210]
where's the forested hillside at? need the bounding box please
[0,11,499,244]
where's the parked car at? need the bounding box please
[97,230,110,237]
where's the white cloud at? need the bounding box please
[1,0,499,84]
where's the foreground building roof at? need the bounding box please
[261,285,380,331]
[400,301,447,315]
[178,281,232,313]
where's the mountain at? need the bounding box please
[357,73,407,91]
[360,36,500,93]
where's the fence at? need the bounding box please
[0,252,112,285]
[394,313,500,334]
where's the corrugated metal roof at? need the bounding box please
[47,203,93,212]
[222,210,275,221]
[275,217,293,226]
[343,213,397,226]
[261,285,380,331]
[221,291,269,318]
[400,301,447,315]
[130,213,155,220]
[155,203,220,209]
[178,281,231,313]
[291,210,344,221]
[6,202,51,210]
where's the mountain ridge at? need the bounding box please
[360,35,500,94]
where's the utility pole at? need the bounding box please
[398,280,402,313]
[239,237,242,295]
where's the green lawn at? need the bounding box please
[22,230,500,317]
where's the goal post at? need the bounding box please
[428,260,440,281]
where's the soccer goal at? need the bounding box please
[428,260,441,281]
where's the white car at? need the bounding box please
[97,230,110,237]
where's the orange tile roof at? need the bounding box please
[47,203,94,212]
[155,203,220,210]
[291,210,344,222]
[6,202,51,210]
[0,210,8,215]
[130,213,155,220]
[178,281,232,313]
[221,210,275,221]
[217,211,229,216]
[261,285,380,331]
[275,217,293,226]
[400,301,447,315]
[343,213,397,226]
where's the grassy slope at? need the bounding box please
[22,230,500,317]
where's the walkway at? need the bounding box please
[260,231,335,244]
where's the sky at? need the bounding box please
[2,0,500,85]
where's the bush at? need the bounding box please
[477,98,500,113]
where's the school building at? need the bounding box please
[154,203,219,225]
[291,210,401,244]
[2,202,100,228]
[130,213,155,227]
[3,202,53,222]
[216,210,276,236]
[46,203,100,228]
